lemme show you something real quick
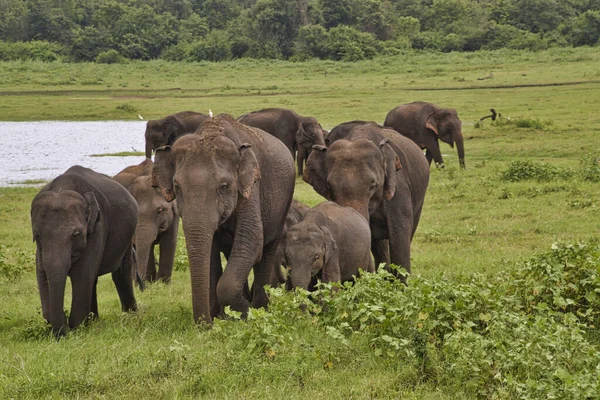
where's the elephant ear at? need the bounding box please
[320,225,337,266]
[303,145,330,199]
[84,192,100,236]
[425,112,439,136]
[238,143,261,199]
[379,139,401,201]
[163,115,186,145]
[295,120,310,146]
[152,146,176,202]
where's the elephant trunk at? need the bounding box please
[454,131,465,169]
[145,140,153,160]
[182,214,217,324]
[42,246,70,337]
[290,267,311,291]
[134,222,158,281]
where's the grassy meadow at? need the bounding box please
[1,47,600,398]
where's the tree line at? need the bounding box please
[0,0,599,63]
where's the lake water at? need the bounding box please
[0,121,147,186]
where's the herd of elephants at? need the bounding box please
[29,102,465,336]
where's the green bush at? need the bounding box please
[580,151,600,182]
[0,41,65,61]
[216,242,600,398]
[95,49,127,64]
[326,26,379,61]
[187,30,231,62]
[0,246,35,281]
[502,160,574,182]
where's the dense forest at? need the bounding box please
[0,0,599,62]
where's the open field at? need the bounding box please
[1,48,600,398]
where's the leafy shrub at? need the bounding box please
[0,41,65,61]
[502,160,574,182]
[326,26,379,61]
[580,151,600,182]
[508,242,600,326]
[292,25,330,61]
[0,246,35,281]
[115,103,138,113]
[187,30,231,62]
[96,49,127,64]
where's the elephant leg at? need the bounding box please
[210,236,224,319]
[371,238,390,269]
[91,278,99,318]
[156,218,179,283]
[425,149,434,166]
[251,238,280,309]
[68,264,97,329]
[147,247,157,282]
[111,246,138,312]
[386,199,414,277]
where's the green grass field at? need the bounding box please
[1,47,600,398]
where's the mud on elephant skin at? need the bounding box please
[31,166,139,337]
[145,111,210,159]
[384,101,465,169]
[284,201,374,291]
[237,108,325,176]
[152,114,295,324]
[114,160,179,283]
[304,122,430,276]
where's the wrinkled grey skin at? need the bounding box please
[304,122,429,276]
[273,199,310,286]
[384,101,465,169]
[145,111,210,159]
[114,160,179,283]
[238,108,325,176]
[152,114,295,324]
[30,166,138,337]
[325,120,371,147]
[285,201,374,291]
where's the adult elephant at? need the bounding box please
[31,166,138,337]
[325,120,371,146]
[145,111,210,159]
[237,108,325,176]
[152,114,295,324]
[304,122,429,275]
[384,101,465,169]
[114,160,179,283]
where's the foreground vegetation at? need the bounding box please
[1,50,600,398]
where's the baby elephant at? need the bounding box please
[284,201,374,291]
[114,160,179,283]
[31,166,138,337]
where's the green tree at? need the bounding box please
[0,0,30,41]
[320,0,357,28]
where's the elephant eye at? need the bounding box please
[313,254,319,261]
[72,230,81,238]
[157,208,164,214]
[219,182,230,193]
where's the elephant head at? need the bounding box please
[144,115,186,159]
[284,220,336,290]
[128,175,177,282]
[31,190,100,336]
[152,121,260,323]
[296,116,325,151]
[425,108,465,169]
[304,136,401,220]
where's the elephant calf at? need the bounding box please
[31,166,138,337]
[284,201,374,291]
[114,160,179,283]
[273,199,310,285]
